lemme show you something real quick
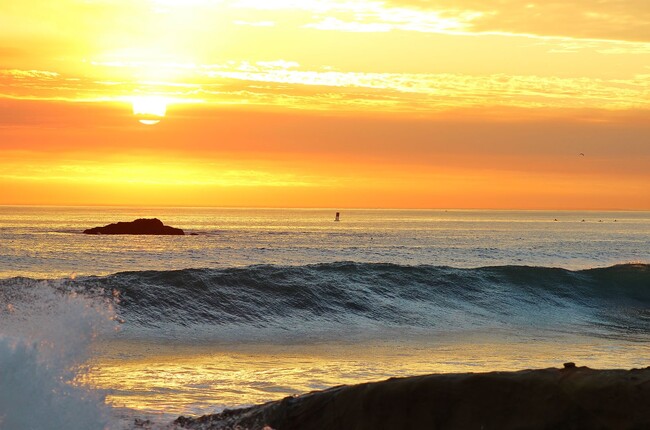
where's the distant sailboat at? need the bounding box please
[335,212,340,222]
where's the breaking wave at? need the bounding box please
[0,280,119,429]
[0,263,648,428]
[2,263,648,344]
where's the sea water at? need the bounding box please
[0,207,649,428]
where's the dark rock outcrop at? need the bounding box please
[83,218,184,235]
[172,366,650,430]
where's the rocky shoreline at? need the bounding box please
[166,365,650,430]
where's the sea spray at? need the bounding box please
[0,279,119,430]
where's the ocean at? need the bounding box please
[0,206,649,429]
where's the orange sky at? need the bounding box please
[1,0,649,209]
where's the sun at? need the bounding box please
[131,96,168,125]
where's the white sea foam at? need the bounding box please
[0,280,118,430]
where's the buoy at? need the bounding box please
[335,212,340,222]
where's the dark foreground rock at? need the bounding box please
[83,218,184,235]
[172,366,650,430]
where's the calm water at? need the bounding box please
[0,206,649,428]
[1,206,648,278]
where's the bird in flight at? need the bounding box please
[579,153,585,156]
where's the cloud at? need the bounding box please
[0,69,59,79]
[2,63,650,113]
[0,160,316,187]
[200,65,650,111]
[383,0,650,42]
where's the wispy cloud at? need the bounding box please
[0,69,59,79]
[383,0,650,43]
[2,63,649,112]
[0,159,317,187]
[304,5,479,33]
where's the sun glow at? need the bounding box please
[131,96,168,125]
[1,0,649,209]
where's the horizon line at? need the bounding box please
[0,204,648,212]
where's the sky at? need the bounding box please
[1,0,649,209]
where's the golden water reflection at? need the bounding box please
[86,338,650,417]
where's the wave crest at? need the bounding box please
[2,263,649,343]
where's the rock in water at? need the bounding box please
[83,218,184,235]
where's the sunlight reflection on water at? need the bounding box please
[1,207,649,279]
[87,337,650,418]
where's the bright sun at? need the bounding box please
[132,96,168,125]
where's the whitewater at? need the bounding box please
[0,207,649,429]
